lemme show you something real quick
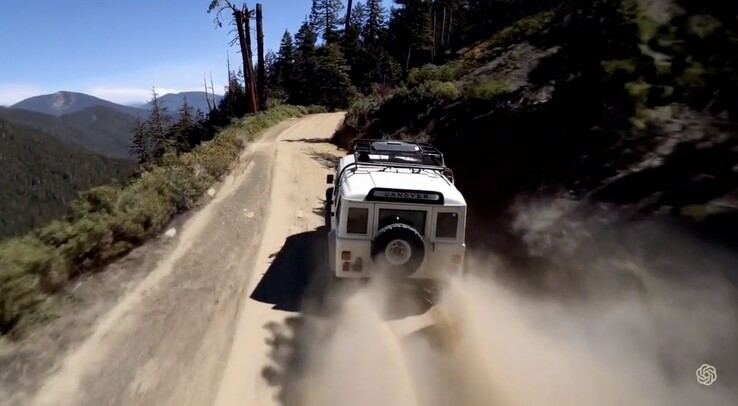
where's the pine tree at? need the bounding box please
[147,88,174,159]
[344,1,365,47]
[174,97,194,152]
[130,118,152,165]
[290,20,320,105]
[363,0,387,48]
[389,0,433,71]
[218,70,248,119]
[273,30,295,97]
[351,1,367,33]
[314,44,356,109]
[309,0,345,44]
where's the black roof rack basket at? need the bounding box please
[350,139,447,168]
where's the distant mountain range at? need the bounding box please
[0,90,223,239]
[4,90,224,159]
[11,91,148,118]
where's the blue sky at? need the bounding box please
[0,0,390,106]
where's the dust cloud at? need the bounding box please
[276,199,738,406]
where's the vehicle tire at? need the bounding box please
[371,223,425,277]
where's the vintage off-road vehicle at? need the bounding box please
[325,140,467,279]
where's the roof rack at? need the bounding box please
[350,139,447,169]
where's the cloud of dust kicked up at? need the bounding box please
[280,199,738,406]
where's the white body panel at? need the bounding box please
[327,141,468,280]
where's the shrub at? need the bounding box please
[413,81,462,101]
[0,105,306,334]
[346,95,383,129]
[407,63,465,88]
[464,80,516,100]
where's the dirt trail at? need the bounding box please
[11,111,737,406]
[25,113,346,406]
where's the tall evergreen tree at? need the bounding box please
[273,30,295,96]
[174,97,194,152]
[389,0,434,71]
[314,44,356,109]
[290,20,320,105]
[309,0,345,44]
[363,0,387,48]
[147,88,174,159]
[130,118,152,165]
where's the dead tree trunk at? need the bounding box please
[242,3,258,113]
[233,6,256,114]
[256,3,266,111]
[203,77,213,113]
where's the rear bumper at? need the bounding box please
[333,238,465,279]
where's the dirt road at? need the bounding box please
[26,113,346,406]
[8,112,737,406]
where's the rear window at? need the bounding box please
[435,212,458,238]
[378,209,426,235]
[346,207,369,234]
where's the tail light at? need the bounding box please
[342,261,351,272]
[341,251,352,260]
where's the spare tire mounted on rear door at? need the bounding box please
[371,223,425,276]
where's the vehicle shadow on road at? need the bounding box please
[249,226,335,313]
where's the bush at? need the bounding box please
[0,105,306,334]
[306,105,329,114]
[464,80,516,100]
[407,63,465,88]
[413,81,462,101]
[346,95,384,129]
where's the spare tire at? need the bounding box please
[371,223,425,277]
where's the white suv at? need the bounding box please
[326,140,466,279]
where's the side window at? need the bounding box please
[346,207,369,234]
[435,212,458,238]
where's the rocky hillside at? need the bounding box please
[334,0,738,252]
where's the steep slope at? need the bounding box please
[0,106,137,159]
[0,120,135,239]
[335,0,738,250]
[11,91,147,117]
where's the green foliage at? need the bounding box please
[407,63,465,88]
[0,106,139,159]
[0,120,135,240]
[464,80,516,100]
[0,105,305,334]
[413,81,461,101]
[309,0,345,44]
[306,105,329,114]
[345,94,383,128]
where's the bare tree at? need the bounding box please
[208,1,258,114]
